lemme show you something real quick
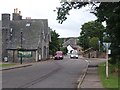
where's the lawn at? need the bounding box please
[0,63,16,67]
[98,62,119,90]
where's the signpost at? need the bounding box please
[103,42,111,79]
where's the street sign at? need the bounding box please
[103,42,111,50]
[108,49,111,54]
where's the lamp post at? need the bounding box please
[20,31,23,64]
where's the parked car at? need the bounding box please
[54,51,64,60]
[70,53,78,59]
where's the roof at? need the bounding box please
[6,19,48,49]
[62,38,77,47]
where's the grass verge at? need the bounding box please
[98,62,119,90]
[0,63,16,67]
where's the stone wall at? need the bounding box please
[83,50,106,58]
[1,12,50,63]
[6,19,50,62]
[7,50,36,63]
[0,21,2,62]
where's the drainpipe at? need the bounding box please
[36,50,38,62]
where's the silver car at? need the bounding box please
[70,53,78,59]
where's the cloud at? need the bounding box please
[0,0,97,38]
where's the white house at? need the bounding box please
[67,45,74,54]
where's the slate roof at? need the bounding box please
[7,19,48,49]
[62,38,77,47]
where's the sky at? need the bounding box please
[0,0,97,38]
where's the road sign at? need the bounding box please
[103,42,111,50]
[108,49,111,54]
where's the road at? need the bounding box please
[2,56,88,88]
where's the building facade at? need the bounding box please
[62,37,82,55]
[1,9,51,63]
[0,21,2,62]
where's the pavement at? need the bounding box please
[0,60,51,71]
[1,58,106,89]
[77,57,106,89]
[80,66,103,88]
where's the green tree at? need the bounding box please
[78,21,105,50]
[89,37,99,50]
[56,2,90,24]
[59,38,64,49]
[56,2,120,65]
[49,30,60,56]
[60,47,68,55]
[93,2,120,64]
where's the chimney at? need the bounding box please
[16,8,18,13]
[19,11,21,15]
[14,8,16,13]
[12,8,22,20]
[2,13,10,27]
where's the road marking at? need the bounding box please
[77,59,89,89]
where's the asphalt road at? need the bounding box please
[2,55,88,88]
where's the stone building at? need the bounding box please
[0,21,2,62]
[62,37,82,55]
[1,9,51,63]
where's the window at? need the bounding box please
[10,28,13,37]
[26,23,31,27]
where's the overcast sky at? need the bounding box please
[0,0,97,38]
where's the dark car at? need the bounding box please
[54,51,64,60]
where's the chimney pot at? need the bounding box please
[19,11,21,15]
[14,8,15,13]
[16,8,18,13]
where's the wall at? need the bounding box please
[1,12,50,62]
[7,50,36,63]
[0,21,2,62]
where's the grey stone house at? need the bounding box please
[62,37,82,55]
[0,21,2,62]
[62,38,77,47]
[1,9,51,63]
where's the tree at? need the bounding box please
[49,30,60,56]
[56,2,97,24]
[78,35,89,50]
[56,1,120,64]
[78,21,105,50]
[93,2,120,64]
[60,47,68,55]
[89,37,99,50]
